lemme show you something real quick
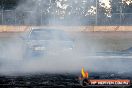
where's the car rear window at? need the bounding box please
[30,30,52,40]
[29,29,71,41]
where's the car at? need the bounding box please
[23,28,74,59]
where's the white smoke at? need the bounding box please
[1,32,132,76]
[0,0,132,76]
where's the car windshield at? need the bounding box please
[30,29,52,40]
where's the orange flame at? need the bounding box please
[81,67,89,78]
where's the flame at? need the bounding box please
[81,67,89,78]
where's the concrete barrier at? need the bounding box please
[0,25,132,32]
[0,25,30,32]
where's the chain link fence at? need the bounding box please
[0,10,96,26]
[0,0,132,26]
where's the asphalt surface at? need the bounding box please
[0,72,132,88]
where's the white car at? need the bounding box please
[23,28,74,58]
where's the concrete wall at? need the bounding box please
[0,25,132,32]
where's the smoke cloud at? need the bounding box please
[1,32,132,76]
[0,0,132,76]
